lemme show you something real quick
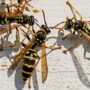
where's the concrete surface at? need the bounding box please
[0,0,90,90]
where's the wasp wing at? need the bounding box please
[41,43,48,83]
[9,36,36,70]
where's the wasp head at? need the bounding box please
[64,17,73,30]
[41,25,51,34]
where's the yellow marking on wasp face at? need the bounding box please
[23,63,35,68]
[22,70,32,75]
[24,56,36,60]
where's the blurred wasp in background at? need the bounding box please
[0,0,40,51]
[0,13,40,51]
[51,1,90,55]
[8,10,61,88]
[0,12,41,51]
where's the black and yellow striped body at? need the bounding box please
[0,15,8,25]
[22,30,47,81]
[82,22,90,36]
[22,49,38,81]
[73,20,90,36]
[0,14,34,26]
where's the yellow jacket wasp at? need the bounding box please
[0,1,40,49]
[0,13,40,50]
[8,10,61,88]
[51,1,90,54]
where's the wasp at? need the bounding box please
[51,1,90,54]
[0,12,41,49]
[0,1,40,48]
[8,10,61,88]
[0,14,38,51]
[0,0,40,37]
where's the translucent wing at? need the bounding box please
[41,43,48,83]
[9,36,36,70]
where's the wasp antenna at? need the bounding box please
[34,18,38,22]
[35,22,41,28]
[42,10,47,26]
[6,4,10,13]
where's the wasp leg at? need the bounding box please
[15,27,21,46]
[63,37,80,54]
[45,45,62,50]
[32,26,36,34]
[66,1,82,21]
[50,22,65,29]
[28,77,31,88]
[20,28,30,41]
[62,33,73,40]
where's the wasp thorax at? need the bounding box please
[65,19,73,30]
[41,25,51,34]
[37,31,46,40]
[74,20,84,30]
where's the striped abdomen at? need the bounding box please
[22,49,38,81]
[0,16,8,25]
[0,15,24,25]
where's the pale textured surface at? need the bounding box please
[0,0,90,90]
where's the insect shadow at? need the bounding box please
[0,38,19,63]
[13,61,39,90]
[50,31,90,88]
[70,50,90,88]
